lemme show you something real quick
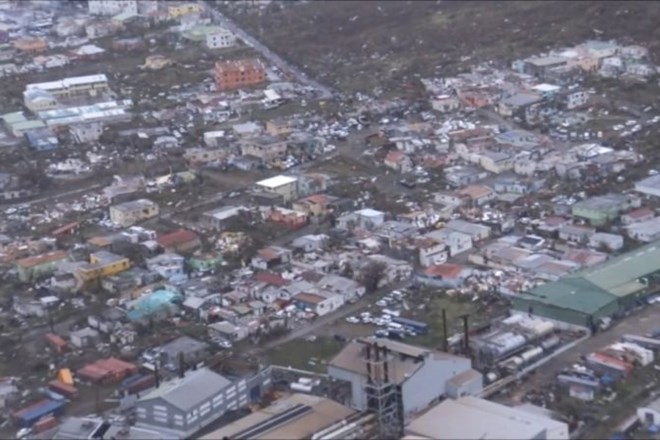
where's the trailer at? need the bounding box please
[391,316,429,335]
[48,380,78,399]
[123,375,156,395]
[622,334,660,351]
[12,399,66,428]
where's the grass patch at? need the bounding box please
[263,336,344,373]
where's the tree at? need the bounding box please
[360,261,388,294]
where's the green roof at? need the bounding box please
[1,111,26,124]
[521,277,618,315]
[12,120,45,131]
[577,240,660,296]
[182,25,225,42]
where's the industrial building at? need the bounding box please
[200,393,370,440]
[511,239,660,327]
[135,367,271,439]
[404,396,569,440]
[24,74,109,111]
[328,337,480,437]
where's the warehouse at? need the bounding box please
[512,240,660,327]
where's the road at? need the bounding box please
[5,182,106,209]
[205,2,335,99]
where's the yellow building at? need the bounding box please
[76,250,130,283]
[168,3,202,18]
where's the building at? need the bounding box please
[405,396,568,440]
[214,59,266,91]
[239,135,287,162]
[16,250,69,283]
[110,199,159,227]
[69,122,104,144]
[201,393,357,440]
[76,251,130,283]
[202,205,247,230]
[151,336,210,372]
[445,219,491,242]
[571,193,639,226]
[635,174,660,198]
[293,194,340,217]
[265,118,292,137]
[206,28,236,49]
[13,37,47,53]
[168,2,202,19]
[384,150,414,173]
[24,74,109,109]
[88,0,138,15]
[328,337,478,415]
[25,127,59,152]
[431,94,460,113]
[135,367,268,438]
[637,396,660,426]
[157,229,201,253]
[254,175,298,203]
[626,217,660,243]
[417,263,473,288]
[512,239,660,327]
[293,291,344,317]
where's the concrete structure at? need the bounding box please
[24,74,109,111]
[328,337,478,415]
[76,251,130,283]
[202,205,247,230]
[512,239,660,327]
[214,58,266,91]
[110,199,159,227]
[206,28,236,49]
[136,367,269,438]
[405,396,568,440]
[16,250,69,283]
[201,393,357,440]
[571,193,639,226]
[239,135,287,162]
[254,175,298,202]
[88,0,138,16]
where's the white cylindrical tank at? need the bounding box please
[531,321,554,338]
[290,383,313,393]
[520,347,544,363]
[541,335,561,351]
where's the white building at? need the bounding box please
[206,29,236,49]
[88,0,138,16]
[638,397,660,426]
[69,122,104,144]
[635,174,660,198]
[405,396,569,440]
[254,175,299,202]
[328,337,479,415]
[626,217,660,243]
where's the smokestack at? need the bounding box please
[462,315,470,355]
[154,364,161,388]
[442,309,448,352]
[374,343,380,383]
[178,352,185,379]
[365,344,373,385]
[382,346,389,383]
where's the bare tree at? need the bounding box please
[359,260,387,294]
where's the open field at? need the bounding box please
[264,337,345,373]
[221,1,660,94]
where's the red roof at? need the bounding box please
[625,207,654,219]
[157,229,199,248]
[425,263,466,279]
[255,271,290,287]
[385,150,406,163]
[45,333,67,348]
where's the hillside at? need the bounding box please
[220,1,660,94]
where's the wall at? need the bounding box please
[327,366,368,411]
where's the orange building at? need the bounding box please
[13,37,47,53]
[214,58,266,91]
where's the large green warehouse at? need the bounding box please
[511,240,660,327]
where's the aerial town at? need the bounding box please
[0,1,659,439]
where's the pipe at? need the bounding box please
[442,308,448,351]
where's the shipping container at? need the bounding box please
[48,381,78,399]
[520,347,544,363]
[124,375,156,395]
[121,374,144,388]
[12,399,66,428]
[33,416,58,434]
[622,334,660,351]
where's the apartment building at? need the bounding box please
[88,0,138,16]
[214,59,266,91]
[206,29,236,49]
[109,199,159,227]
[24,74,109,111]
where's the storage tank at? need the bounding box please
[530,321,554,339]
[491,333,527,358]
[290,382,313,393]
[520,347,544,363]
[541,335,561,351]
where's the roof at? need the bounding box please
[157,229,199,248]
[256,175,298,189]
[26,74,107,92]
[138,367,231,412]
[255,271,290,287]
[624,207,654,219]
[356,208,384,218]
[636,174,660,191]
[294,292,326,305]
[424,263,468,279]
[17,250,68,269]
[447,369,482,387]
[502,93,542,107]
[520,276,617,315]
[405,396,565,440]
[111,198,157,213]
[458,185,493,200]
[200,393,356,440]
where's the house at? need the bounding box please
[497,93,543,119]
[239,135,287,163]
[206,28,235,49]
[109,199,159,227]
[76,251,130,283]
[202,206,247,230]
[588,232,624,252]
[24,74,109,106]
[635,174,660,198]
[444,166,488,188]
[69,122,104,144]
[232,121,262,138]
[16,250,69,283]
[626,217,660,243]
[168,2,202,18]
[69,327,100,349]
[88,0,138,16]
[317,274,366,302]
[293,291,344,317]
[571,194,640,226]
[446,219,491,242]
[13,37,47,53]
[208,321,249,342]
[254,175,298,203]
[25,128,59,152]
[293,194,340,217]
[558,224,596,244]
[621,207,655,225]
[425,229,473,257]
[337,208,386,230]
[157,229,201,253]
[457,185,496,207]
[416,237,449,267]
[384,150,414,173]
[151,336,210,372]
[250,246,292,270]
[523,55,569,77]
[431,94,460,113]
[214,58,266,91]
[265,118,292,137]
[146,253,186,282]
[565,90,590,110]
[188,252,223,273]
[266,207,308,229]
[417,263,473,288]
